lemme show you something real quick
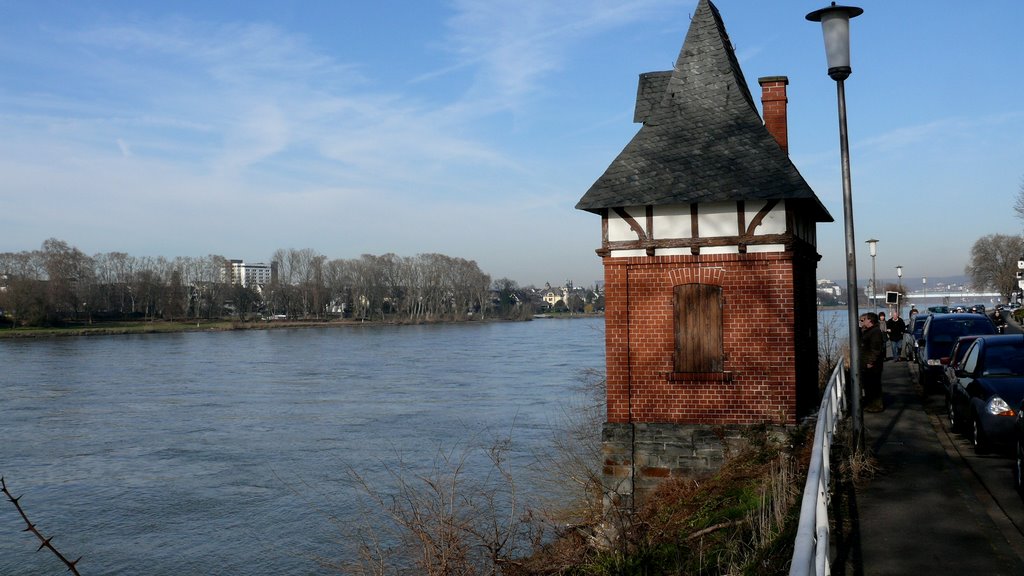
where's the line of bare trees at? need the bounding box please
[0,239,506,327]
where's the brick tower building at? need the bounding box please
[576,0,832,502]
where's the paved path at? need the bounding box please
[838,359,1024,575]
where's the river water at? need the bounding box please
[0,318,605,575]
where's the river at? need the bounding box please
[0,318,605,575]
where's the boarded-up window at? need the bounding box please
[674,283,723,372]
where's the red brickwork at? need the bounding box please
[603,251,815,426]
[758,77,789,155]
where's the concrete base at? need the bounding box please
[602,421,788,508]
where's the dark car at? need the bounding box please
[906,314,929,362]
[949,335,1024,453]
[917,313,997,390]
[928,305,950,314]
[944,335,983,428]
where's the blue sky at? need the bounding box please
[1,1,1022,288]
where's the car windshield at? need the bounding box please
[931,318,995,339]
[913,317,927,334]
[951,340,975,367]
[983,343,1024,376]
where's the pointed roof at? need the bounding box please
[576,0,832,222]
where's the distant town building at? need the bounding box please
[226,260,278,288]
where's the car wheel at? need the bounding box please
[947,399,959,432]
[972,415,990,454]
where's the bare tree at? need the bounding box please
[1013,176,1024,224]
[41,238,94,322]
[94,251,137,317]
[0,250,46,326]
[965,233,1024,300]
[3,239,502,326]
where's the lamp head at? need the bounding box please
[806,3,864,81]
[896,265,903,278]
[865,238,878,257]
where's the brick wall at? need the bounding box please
[758,76,789,154]
[602,250,818,427]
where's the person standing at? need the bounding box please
[878,311,889,359]
[860,312,885,412]
[888,310,907,361]
[905,306,920,361]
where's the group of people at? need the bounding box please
[877,310,911,361]
[858,307,916,413]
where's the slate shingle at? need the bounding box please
[576,0,832,223]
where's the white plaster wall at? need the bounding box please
[754,200,787,235]
[651,205,692,239]
[698,202,739,237]
[606,200,792,257]
[608,206,644,242]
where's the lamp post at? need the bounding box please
[896,265,903,315]
[922,277,927,303]
[808,2,864,446]
[866,238,878,312]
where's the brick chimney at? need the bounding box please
[758,76,789,154]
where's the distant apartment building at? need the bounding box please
[226,260,277,288]
[816,278,842,298]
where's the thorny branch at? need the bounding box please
[1,476,82,575]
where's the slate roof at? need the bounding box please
[576,0,832,223]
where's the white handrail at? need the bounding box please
[789,361,847,576]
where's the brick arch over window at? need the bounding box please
[668,267,725,287]
[673,283,723,373]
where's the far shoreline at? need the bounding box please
[0,313,605,340]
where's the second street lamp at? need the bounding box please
[866,238,878,312]
[896,265,903,315]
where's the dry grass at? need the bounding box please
[514,425,814,576]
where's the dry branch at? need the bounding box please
[1,476,82,575]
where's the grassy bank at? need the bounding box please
[0,318,369,339]
[0,313,604,339]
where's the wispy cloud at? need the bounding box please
[433,0,684,114]
[857,112,1024,153]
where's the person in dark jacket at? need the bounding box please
[887,311,907,361]
[860,312,885,412]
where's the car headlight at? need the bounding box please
[927,359,943,366]
[987,396,1016,417]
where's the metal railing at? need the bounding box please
[789,361,848,576]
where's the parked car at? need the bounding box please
[928,305,950,314]
[944,335,985,429]
[949,334,1024,453]
[917,313,997,391]
[906,313,929,363]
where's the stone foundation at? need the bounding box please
[602,421,789,508]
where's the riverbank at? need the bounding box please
[0,313,603,339]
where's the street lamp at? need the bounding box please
[922,277,927,302]
[896,265,903,314]
[808,2,864,446]
[866,238,878,312]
